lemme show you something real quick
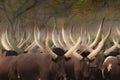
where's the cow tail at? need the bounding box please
[8,61,18,80]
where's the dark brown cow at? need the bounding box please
[102,55,120,80]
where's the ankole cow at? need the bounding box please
[101,27,120,80]
[51,20,104,80]
[102,55,120,80]
[0,29,25,80]
[0,27,38,80]
[56,19,110,80]
[8,27,81,80]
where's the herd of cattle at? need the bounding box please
[0,21,120,80]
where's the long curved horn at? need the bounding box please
[17,33,24,47]
[104,28,111,41]
[83,28,88,45]
[62,26,71,49]
[16,25,25,47]
[64,37,81,57]
[25,41,36,51]
[45,31,58,59]
[72,52,83,60]
[84,45,93,52]
[5,30,24,53]
[87,28,111,60]
[69,26,76,45]
[62,28,83,59]
[17,32,30,48]
[77,45,93,55]
[104,39,118,55]
[89,19,104,48]
[81,28,88,46]
[87,35,105,60]
[1,33,12,50]
[5,31,14,50]
[57,32,66,49]
[34,26,44,52]
[87,32,91,45]
[81,31,87,46]
[52,26,60,47]
[117,44,120,48]
[78,31,93,53]
[68,27,93,53]
[116,27,120,36]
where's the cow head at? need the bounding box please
[45,31,81,79]
[51,48,71,78]
[34,26,81,79]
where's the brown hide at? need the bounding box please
[87,52,105,80]
[102,56,120,80]
[64,56,94,80]
[117,55,120,63]
[72,51,105,80]
[50,56,70,80]
[64,56,76,80]
[9,49,70,80]
[74,58,92,80]
[9,52,52,80]
[0,56,17,80]
[63,53,102,80]
[88,51,120,80]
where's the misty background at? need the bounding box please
[0,0,120,36]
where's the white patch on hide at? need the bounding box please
[17,74,20,79]
[107,63,112,72]
[103,56,112,64]
[38,78,41,80]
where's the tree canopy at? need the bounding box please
[0,0,120,29]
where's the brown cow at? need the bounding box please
[9,50,52,80]
[53,21,104,80]
[8,28,81,80]
[0,56,17,80]
[0,48,18,80]
[102,55,120,80]
[86,33,120,80]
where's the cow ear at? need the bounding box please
[65,57,71,61]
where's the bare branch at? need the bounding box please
[65,0,79,10]
[13,0,37,19]
[14,0,28,13]
[0,1,13,25]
